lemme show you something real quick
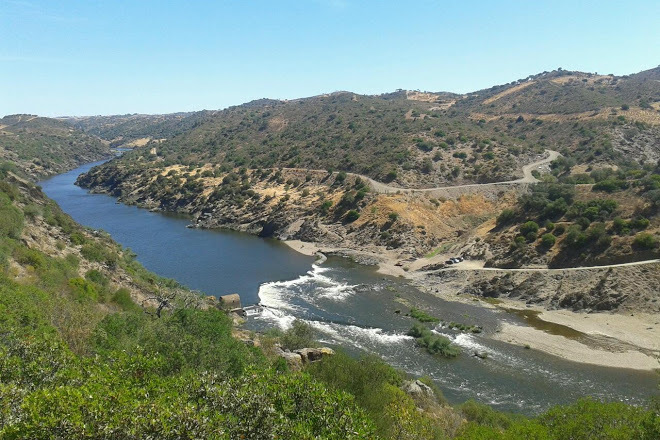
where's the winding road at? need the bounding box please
[364,149,561,194]
[435,258,660,273]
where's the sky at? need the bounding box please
[1,0,658,117]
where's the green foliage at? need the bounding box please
[93,308,264,376]
[320,199,333,215]
[80,242,117,267]
[457,398,660,440]
[307,351,445,439]
[540,233,556,248]
[280,320,316,351]
[593,178,628,193]
[0,192,23,240]
[520,221,539,236]
[68,277,99,302]
[407,324,460,358]
[410,307,440,323]
[111,288,140,311]
[345,209,360,222]
[496,209,516,226]
[633,233,658,250]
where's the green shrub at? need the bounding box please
[85,269,108,287]
[111,288,139,311]
[384,170,397,182]
[407,324,460,358]
[496,209,516,226]
[68,277,99,302]
[633,233,658,250]
[540,233,556,248]
[593,178,628,193]
[0,193,23,239]
[280,319,316,351]
[410,308,440,323]
[345,209,360,222]
[307,351,441,438]
[319,200,333,215]
[12,246,46,269]
[520,221,539,235]
[69,231,87,245]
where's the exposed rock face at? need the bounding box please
[429,263,660,313]
[280,351,304,372]
[402,379,435,401]
[276,347,335,371]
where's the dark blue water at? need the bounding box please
[41,160,314,303]
[41,160,660,415]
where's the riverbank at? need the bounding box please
[283,238,660,372]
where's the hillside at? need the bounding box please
[78,67,660,284]
[1,146,658,439]
[63,111,211,148]
[0,114,111,178]
[82,66,660,187]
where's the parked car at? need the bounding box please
[445,259,454,265]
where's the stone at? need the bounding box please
[280,351,303,372]
[294,347,335,363]
[402,379,434,401]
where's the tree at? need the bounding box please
[520,221,539,236]
[541,233,556,248]
[496,209,516,226]
[345,210,360,222]
[633,233,658,250]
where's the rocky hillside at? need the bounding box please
[2,166,657,438]
[76,67,660,313]
[63,111,211,148]
[82,66,660,188]
[0,114,111,178]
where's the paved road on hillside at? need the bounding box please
[364,149,561,194]
[434,258,660,273]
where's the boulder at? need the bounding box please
[280,351,303,372]
[294,347,335,363]
[402,379,435,401]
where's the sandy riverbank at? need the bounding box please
[283,238,660,371]
[492,321,659,371]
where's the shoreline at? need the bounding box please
[283,238,660,372]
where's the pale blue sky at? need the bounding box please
[1,0,658,116]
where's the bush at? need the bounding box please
[319,200,333,215]
[68,277,99,302]
[384,170,397,182]
[111,288,139,311]
[85,269,108,287]
[280,320,315,351]
[633,233,658,250]
[409,308,440,323]
[407,324,460,358]
[593,178,628,193]
[0,193,23,239]
[540,233,556,248]
[520,221,539,235]
[345,209,360,222]
[496,209,516,226]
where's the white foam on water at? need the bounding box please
[308,320,414,350]
[451,333,492,354]
[257,264,357,311]
[257,307,297,330]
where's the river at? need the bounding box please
[41,160,659,416]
